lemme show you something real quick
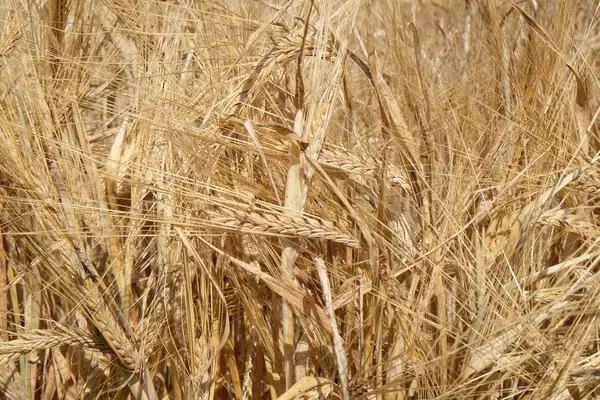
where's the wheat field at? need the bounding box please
[1,0,600,398]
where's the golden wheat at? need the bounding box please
[2,0,600,398]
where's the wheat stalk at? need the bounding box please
[315,256,350,400]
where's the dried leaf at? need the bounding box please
[461,324,523,380]
[277,376,335,400]
[567,64,591,155]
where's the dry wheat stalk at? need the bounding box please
[315,256,349,400]
[279,110,305,390]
